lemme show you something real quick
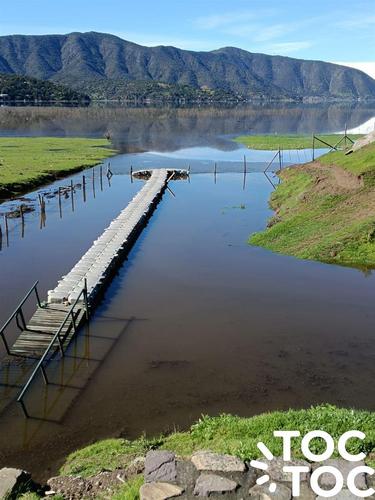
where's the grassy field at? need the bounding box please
[250,141,375,268]
[0,137,116,198]
[234,134,363,150]
[17,405,375,498]
[56,405,375,500]
[60,405,375,478]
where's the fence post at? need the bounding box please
[312,134,315,161]
[82,175,86,202]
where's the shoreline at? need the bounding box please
[0,137,117,202]
[249,139,375,269]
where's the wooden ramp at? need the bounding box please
[10,304,85,358]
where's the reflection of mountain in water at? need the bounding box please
[1,104,374,153]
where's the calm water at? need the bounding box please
[1,104,375,479]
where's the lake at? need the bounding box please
[1,103,375,479]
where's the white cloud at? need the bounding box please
[263,41,313,55]
[253,24,294,43]
[195,10,261,30]
[336,15,375,29]
[335,62,375,79]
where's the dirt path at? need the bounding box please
[297,161,363,195]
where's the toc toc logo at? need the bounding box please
[250,431,374,498]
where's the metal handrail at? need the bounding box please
[17,281,89,418]
[0,281,41,355]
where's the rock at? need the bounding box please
[191,451,246,472]
[126,456,146,477]
[176,459,199,492]
[140,482,184,500]
[295,482,316,500]
[249,482,292,500]
[313,459,366,490]
[263,458,311,482]
[144,450,177,483]
[193,473,238,496]
[317,491,358,500]
[0,468,32,499]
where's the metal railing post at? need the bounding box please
[71,311,77,333]
[57,332,64,356]
[34,284,42,308]
[84,279,89,320]
[16,284,88,417]
[19,309,27,330]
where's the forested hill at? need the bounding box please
[0,73,90,102]
[0,32,375,101]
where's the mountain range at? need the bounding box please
[0,31,374,101]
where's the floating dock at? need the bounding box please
[48,168,171,305]
[0,169,184,415]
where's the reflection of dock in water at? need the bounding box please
[0,315,139,448]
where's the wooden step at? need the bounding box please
[10,305,85,358]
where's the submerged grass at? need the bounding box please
[60,405,375,479]
[0,137,116,198]
[250,141,375,268]
[234,134,363,150]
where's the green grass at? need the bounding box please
[60,405,375,480]
[250,141,375,268]
[234,134,363,150]
[0,137,116,198]
[319,141,375,177]
[112,476,144,500]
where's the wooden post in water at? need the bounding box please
[70,180,75,212]
[279,149,282,170]
[243,155,247,174]
[58,187,62,218]
[106,162,113,179]
[82,175,86,203]
[20,205,25,238]
[214,162,217,183]
[100,165,103,191]
[130,165,133,184]
[92,168,96,198]
[4,214,9,246]
[39,194,46,228]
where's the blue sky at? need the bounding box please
[1,0,374,73]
